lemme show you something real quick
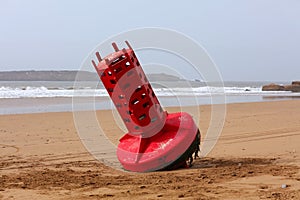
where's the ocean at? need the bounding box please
[1,80,299,115]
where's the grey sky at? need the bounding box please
[0,0,299,81]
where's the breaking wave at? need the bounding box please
[0,86,293,99]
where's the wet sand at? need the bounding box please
[1,100,300,199]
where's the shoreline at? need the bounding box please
[1,95,300,115]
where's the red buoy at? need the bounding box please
[92,41,200,172]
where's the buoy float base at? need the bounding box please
[117,112,200,172]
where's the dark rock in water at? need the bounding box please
[245,89,251,91]
[262,82,300,92]
[292,81,300,86]
[285,85,300,92]
[284,85,294,91]
[262,84,285,91]
[291,85,300,92]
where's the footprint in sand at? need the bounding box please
[0,144,19,156]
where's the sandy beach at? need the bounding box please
[1,100,300,199]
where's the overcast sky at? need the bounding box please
[0,0,299,81]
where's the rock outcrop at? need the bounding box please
[262,84,285,91]
[262,81,300,92]
[285,82,300,92]
[292,81,300,86]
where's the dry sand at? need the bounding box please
[0,100,300,199]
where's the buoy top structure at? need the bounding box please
[92,41,200,172]
[92,41,166,137]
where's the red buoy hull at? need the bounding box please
[117,112,198,172]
